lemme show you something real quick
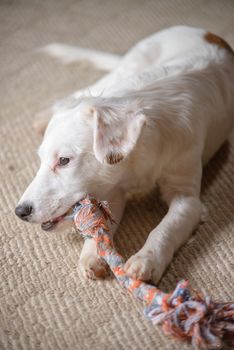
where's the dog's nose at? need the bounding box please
[15,203,33,220]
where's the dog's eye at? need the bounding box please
[58,157,70,166]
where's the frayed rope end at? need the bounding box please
[144,280,234,349]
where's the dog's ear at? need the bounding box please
[92,107,146,165]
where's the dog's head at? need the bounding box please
[15,97,145,231]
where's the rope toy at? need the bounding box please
[68,195,234,349]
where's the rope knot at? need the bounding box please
[73,196,114,239]
[72,195,234,349]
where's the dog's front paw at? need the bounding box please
[124,252,155,281]
[79,254,109,280]
[124,251,163,283]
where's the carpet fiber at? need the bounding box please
[0,1,234,349]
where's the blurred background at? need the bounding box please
[1,1,234,350]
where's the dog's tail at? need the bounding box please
[40,43,122,71]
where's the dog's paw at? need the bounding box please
[124,251,162,283]
[79,254,109,280]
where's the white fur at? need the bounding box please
[40,43,121,70]
[18,26,234,282]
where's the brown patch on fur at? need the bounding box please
[204,32,233,54]
[106,151,124,164]
[92,263,109,279]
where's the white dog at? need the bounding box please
[15,26,234,282]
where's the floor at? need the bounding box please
[0,1,234,349]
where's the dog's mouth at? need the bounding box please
[41,213,68,231]
[41,206,75,231]
[40,196,85,231]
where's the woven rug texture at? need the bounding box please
[0,1,234,349]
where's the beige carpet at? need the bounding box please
[0,1,234,349]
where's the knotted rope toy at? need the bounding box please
[67,196,234,349]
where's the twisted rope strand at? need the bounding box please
[72,196,234,350]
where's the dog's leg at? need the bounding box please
[125,159,203,283]
[79,188,126,279]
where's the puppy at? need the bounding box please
[16,26,234,282]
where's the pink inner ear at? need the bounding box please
[93,110,146,165]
